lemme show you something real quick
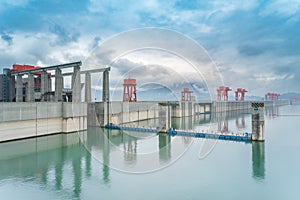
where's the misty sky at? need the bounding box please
[0,0,299,100]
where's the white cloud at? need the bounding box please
[209,0,258,19]
[261,0,300,17]
[0,31,92,68]
[88,0,161,13]
[254,73,295,82]
[1,0,300,97]
[0,0,31,7]
[207,37,300,96]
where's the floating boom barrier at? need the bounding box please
[105,124,157,133]
[105,124,252,142]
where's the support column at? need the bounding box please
[55,68,63,102]
[26,73,35,102]
[16,74,23,102]
[157,103,171,133]
[72,66,81,103]
[48,76,52,93]
[41,71,49,101]
[102,70,109,102]
[102,70,110,125]
[9,75,15,102]
[85,72,91,102]
[251,103,265,141]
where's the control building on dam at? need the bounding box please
[0,61,289,143]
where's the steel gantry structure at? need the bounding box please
[2,61,110,103]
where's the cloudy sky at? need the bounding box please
[0,0,299,100]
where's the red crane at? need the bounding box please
[235,88,248,101]
[217,86,231,101]
[123,78,137,102]
[181,88,193,102]
[265,93,280,101]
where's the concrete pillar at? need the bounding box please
[72,66,81,102]
[41,70,49,101]
[55,68,63,102]
[251,103,265,141]
[102,70,109,125]
[103,101,109,126]
[102,70,109,102]
[26,73,35,102]
[48,76,52,92]
[204,104,211,113]
[9,75,15,102]
[85,72,91,102]
[181,102,185,117]
[157,104,171,133]
[16,74,23,102]
[189,102,193,116]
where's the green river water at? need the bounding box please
[0,105,299,200]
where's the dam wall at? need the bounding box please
[88,101,211,127]
[0,102,87,142]
[0,100,289,142]
[88,102,160,127]
[212,100,289,113]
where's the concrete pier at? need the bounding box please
[41,71,49,101]
[72,66,81,103]
[16,74,23,102]
[85,72,91,102]
[102,70,109,102]
[55,68,63,102]
[48,75,52,92]
[26,73,34,102]
[251,102,265,141]
[158,103,171,133]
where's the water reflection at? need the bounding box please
[196,111,265,181]
[265,106,279,118]
[83,126,192,173]
[0,110,269,199]
[218,121,229,133]
[123,140,137,163]
[0,134,90,199]
[158,134,171,162]
[252,142,265,180]
[72,145,82,199]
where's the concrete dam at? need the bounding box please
[0,102,87,142]
[0,99,289,143]
[0,61,290,143]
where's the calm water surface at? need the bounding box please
[0,105,299,200]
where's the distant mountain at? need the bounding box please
[137,84,178,101]
[137,82,210,101]
[279,92,300,100]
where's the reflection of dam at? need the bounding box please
[0,123,266,199]
[265,106,279,118]
[159,134,171,162]
[0,133,91,199]
[252,142,265,179]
